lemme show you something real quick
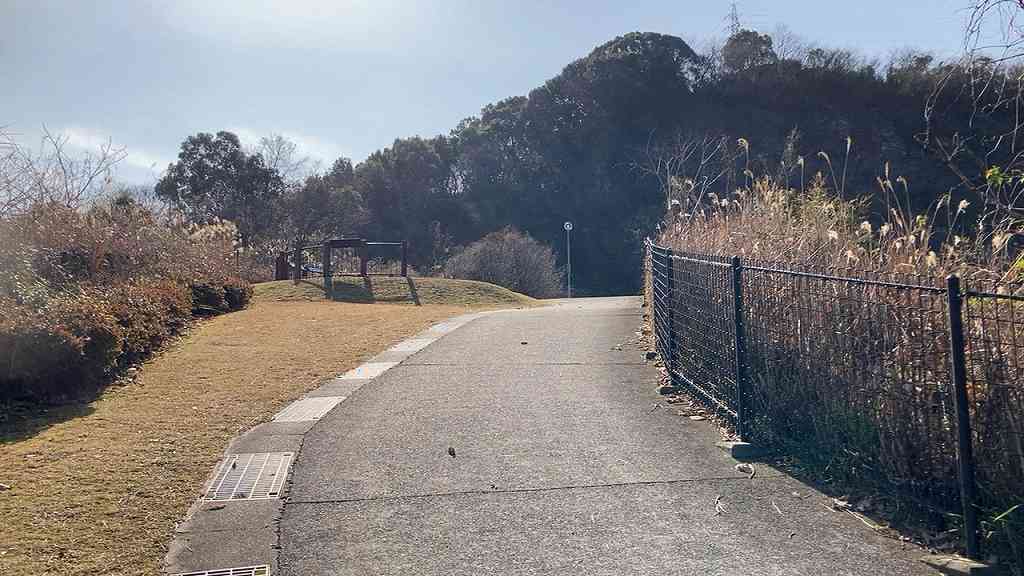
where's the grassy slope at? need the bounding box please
[254,276,537,307]
[0,279,532,576]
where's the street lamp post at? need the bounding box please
[564,221,573,298]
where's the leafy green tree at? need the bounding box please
[282,167,365,247]
[722,29,778,73]
[155,131,284,246]
[353,136,472,270]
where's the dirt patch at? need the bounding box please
[0,301,494,575]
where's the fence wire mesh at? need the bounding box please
[741,260,959,503]
[363,242,404,276]
[962,287,1024,557]
[671,252,739,418]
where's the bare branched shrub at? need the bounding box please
[0,127,125,218]
[636,131,737,213]
[444,227,562,298]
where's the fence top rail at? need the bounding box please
[742,263,947,294]
[965,289,1024,302]
[670,253,732,268]
[291,239,406,252]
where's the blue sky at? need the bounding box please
[2,0,977,184]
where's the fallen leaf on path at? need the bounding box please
[735,463,755,478]
[830,497,851,511]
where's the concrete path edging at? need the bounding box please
[163,310,498,575]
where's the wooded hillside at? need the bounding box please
[158,30,1018,294]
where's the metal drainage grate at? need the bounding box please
[175,566,269,576]
[205,452,292,501]
[272,396,344,422]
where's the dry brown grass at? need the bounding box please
[254,276,537,307]
[0,297,507,575]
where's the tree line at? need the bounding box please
[154,25,1023,294]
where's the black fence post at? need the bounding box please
[731,255,749,442]
[665,249,676,376]
[643,240,649,309]
[293,248,303,282]
[946,274,980,560]
[322,243,333,292]
[274,252,288,280]
[401,240,408,277]
[359,241,368,277]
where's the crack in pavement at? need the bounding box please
[285,473,787,507]
[399,362,648,366]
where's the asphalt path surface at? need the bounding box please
[278,297,934,576]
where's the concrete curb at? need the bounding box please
[162,309,500,575]
[715,441,763,461]
[920,555,998,576]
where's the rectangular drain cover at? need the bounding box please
[175,566,269,576]
[205,452,292,501]
[272,396,344,422]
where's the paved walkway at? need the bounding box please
[274,297,933,575]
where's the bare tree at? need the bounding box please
[771,24,812,63]
[965,0,1024,62]
[636,130,736,218]
[257,133,309,181]
[915,1,1024,217]
[0,126,125,218]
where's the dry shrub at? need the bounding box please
[444,227,563,298]
[108,280,192,362]
[0,290,122,401]
[654,173,1023,566]
[660,172,1018,281]
[0,198,250,403]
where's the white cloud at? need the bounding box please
[229,127,348,165]
[60,126,170,174]
[160,0,426,52]
[56,126,346,183]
